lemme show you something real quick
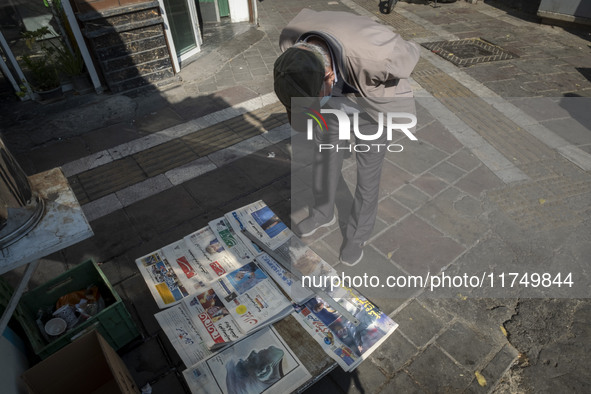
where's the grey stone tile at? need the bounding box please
[370,330,418,375]
[116,175,173,207]
[121,336,172,388]
[134,107,185,134]
[389,141,448,175]
[62,209,143,263]
[448,149,481,172]
[379,160,414,198]
[183,165,256,209]
[83,122,141,153]
[382,371,426,393]
[392,184,430,211]
[99,254,137,287]
[543,117,591,147]
[407,346,472,393]
[431,162,467,184]
[415,121,463,155]
[480,344,518,385]
[338,245,413,300]
[394,300,447,348]
[329,359,388,394]
[377,197,410,226]
[237,142,291,188]
[116,274,161,337]
[436,322,495,369]
[412,173,449,197]
[308,239,339,268]
[463,63,525,84]
[233,72,255,83]
[150,370,187,394]
[455,165,504,198]
[125,186,204,240]
[24,137,89,173]
[416,188,487,247]
[251,67,271,77]
[373,215,465,276]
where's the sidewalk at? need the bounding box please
[1,0,590,393]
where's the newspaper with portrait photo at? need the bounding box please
[182,326,311,394]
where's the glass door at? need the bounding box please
[161,0,202,67]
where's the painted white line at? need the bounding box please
[63,92,279,176]
[80,123,290,221]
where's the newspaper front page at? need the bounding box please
[224,200,292,252]
[136,225,251,308]
[292,286,398,372]
[256,252,314,304]
[158,261,293,351]
[182,326,311,394]
[154,301,213,367]
[135,250,190,309]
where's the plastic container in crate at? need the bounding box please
[15,260,140,359]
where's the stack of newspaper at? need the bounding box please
[135,200,398,391]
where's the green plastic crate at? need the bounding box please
[12,260,140,359]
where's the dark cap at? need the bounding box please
[274,47,325,111]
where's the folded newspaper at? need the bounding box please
[156,261,293,351]
[136,223,254,308]
[224,200,291,254]
[224,201,399,372]
[292,286,398,372]
[182,326,311,394]
[142,200,397,375]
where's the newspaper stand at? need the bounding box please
[142,201,398,392]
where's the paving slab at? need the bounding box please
[406,345,473,392]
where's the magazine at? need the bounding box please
[292,286,398,372]
[135,250,190,309]
[159,261,293,351]
[182,326,311,394]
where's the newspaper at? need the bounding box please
[208,217,257,265]
[182,326,311,394]
[154,302,213,367]
[256,252,314,304]
[292,286,398,372]
[135,250,190,309]
[182,226,247,282]
[224,200,292,252]
[159,261,293,351]
[136,225,251,308]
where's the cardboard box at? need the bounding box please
[21,331,139,394]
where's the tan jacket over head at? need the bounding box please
[279,9,421,100]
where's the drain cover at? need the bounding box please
[422,37,518,66]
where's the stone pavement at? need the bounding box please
[1,0,590,393]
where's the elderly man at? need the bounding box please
[274,9,420,266]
